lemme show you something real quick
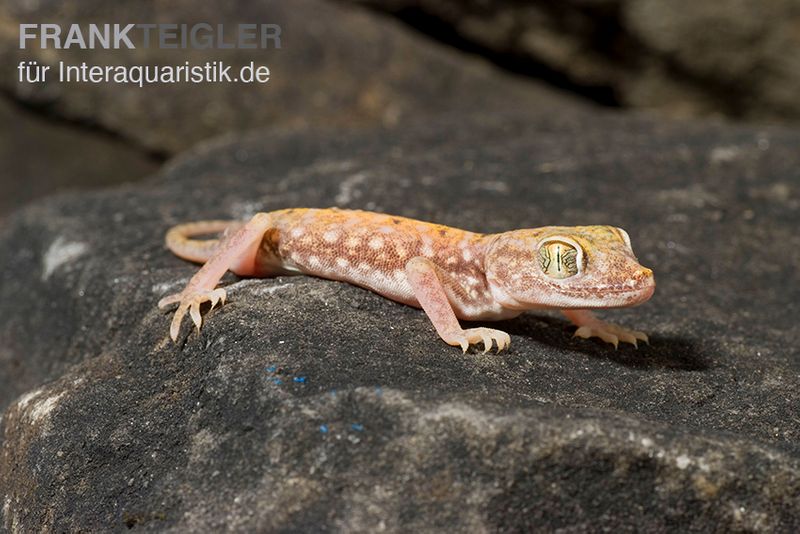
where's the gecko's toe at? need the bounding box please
[616,331,638,347]
[210,288,226,309]
[170,304,188,341]
[189,302,203,330]
[158,293,181,309]
[601,333,619,349]
[482,334,493,353]
[496,334,510,353]
[574,326,592,340]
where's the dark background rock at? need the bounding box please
[0,0,578,218]
[343,0,800,122]
[0,97,159,219]
[1,109,799,531]
[0,0,574,156]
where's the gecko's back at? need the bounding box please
[257,208,493,309]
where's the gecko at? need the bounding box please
[158,208,655,352]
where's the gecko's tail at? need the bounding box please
[165,220,245,263]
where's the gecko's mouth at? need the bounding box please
[551,270,655,306]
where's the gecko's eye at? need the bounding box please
[538,240,580,279]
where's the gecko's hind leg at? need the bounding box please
[160,213,273,341]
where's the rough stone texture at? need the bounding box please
[0,98,159,218]
[1,110,799,531]
[0,0,576,156]
[344,0,800,122]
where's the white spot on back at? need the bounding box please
[323,230,340,243]
[290,227,305,238]
[336,257,350,269]
[42,237,88,281]
[368,236,384,250]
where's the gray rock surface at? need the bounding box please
[0,0,575,155]
[344,0,800,122]
[2,110,800,531]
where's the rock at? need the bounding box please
[0,0,575,155]
[0,98,159,218]
[343,0,800,122]
[2,110,800,530]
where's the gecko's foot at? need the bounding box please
[573,321,648,349]
[158,287,227,341]
[444,327,511,354]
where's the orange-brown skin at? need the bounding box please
[159,208,655,351]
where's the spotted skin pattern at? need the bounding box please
[159,208,655,351]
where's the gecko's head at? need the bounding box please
[484,226,655,310]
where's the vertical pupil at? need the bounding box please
[539,240,579,279]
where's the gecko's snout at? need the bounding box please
[630,266,655,303]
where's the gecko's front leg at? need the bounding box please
[405,257,510,353]
[562,309,648,349]
[159,213,274,341]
